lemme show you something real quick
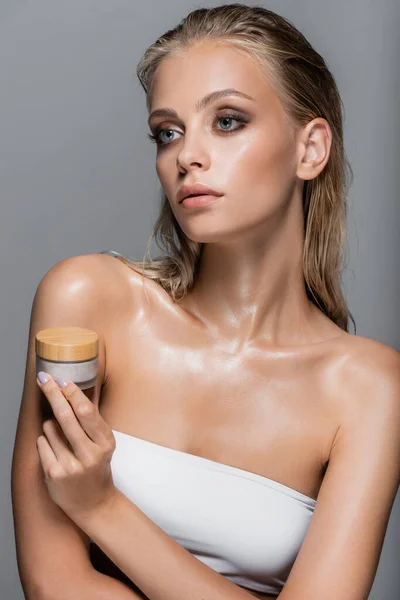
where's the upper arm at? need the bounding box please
[279,344,400,600]
[11,254,112,597]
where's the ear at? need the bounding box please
[296,118,332,181]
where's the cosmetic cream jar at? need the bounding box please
[35,327,99,390]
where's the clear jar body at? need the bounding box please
[36,356,99,390]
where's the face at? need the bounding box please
[147,40,302,243]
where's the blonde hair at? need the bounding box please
[103,3,355,333]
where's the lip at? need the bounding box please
[177,182,223,204]
[181,194,222,209]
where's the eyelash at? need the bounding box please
[147,112,248,146]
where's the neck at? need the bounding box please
[179,196,333,352]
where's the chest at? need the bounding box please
[97,310,339,502]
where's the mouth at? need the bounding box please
[177,183,223,204]
[180,194,223,209]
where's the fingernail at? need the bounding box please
[55,377,68,388]
[38,371,49,384]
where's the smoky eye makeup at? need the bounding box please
[148,104,251,130]
[147,106,251,145]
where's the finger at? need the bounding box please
[36,434,58,480]
[37,374,93,459]
[42,418,75,462]
[57,379,114,448]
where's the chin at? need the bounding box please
[179,224,240,244]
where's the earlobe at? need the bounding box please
[296,118,332,181]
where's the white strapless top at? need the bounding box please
[103,428,317,596]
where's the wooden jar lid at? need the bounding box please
[35,327,99,362]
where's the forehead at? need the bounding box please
[149,40,280,112]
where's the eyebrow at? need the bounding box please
[147,88,255,126]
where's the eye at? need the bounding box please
[147,112,248,147]
[217,115,242,131]
[147,129,180,145]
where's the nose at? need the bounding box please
[176,128,211,173]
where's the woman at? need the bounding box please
[12,4,400,600]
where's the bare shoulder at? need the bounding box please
[282,334,400,599]
[339,333,399,387]
[45,252,146,316]
[334,333,400,427]
[47,251,141,289]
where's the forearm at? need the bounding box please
[89,542,149,598]
[31,569,146,600]
[74,489,259,600]
[85,570,149,600]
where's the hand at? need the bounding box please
[36,371,118,524]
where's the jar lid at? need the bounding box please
[35,327,99,362]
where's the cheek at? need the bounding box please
[225,130,296,215]
[154,156,177,206]
[155,155,172,188]
[155,159,164,185]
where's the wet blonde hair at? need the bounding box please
[102,3,355,333]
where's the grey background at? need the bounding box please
[1,0,399,598]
